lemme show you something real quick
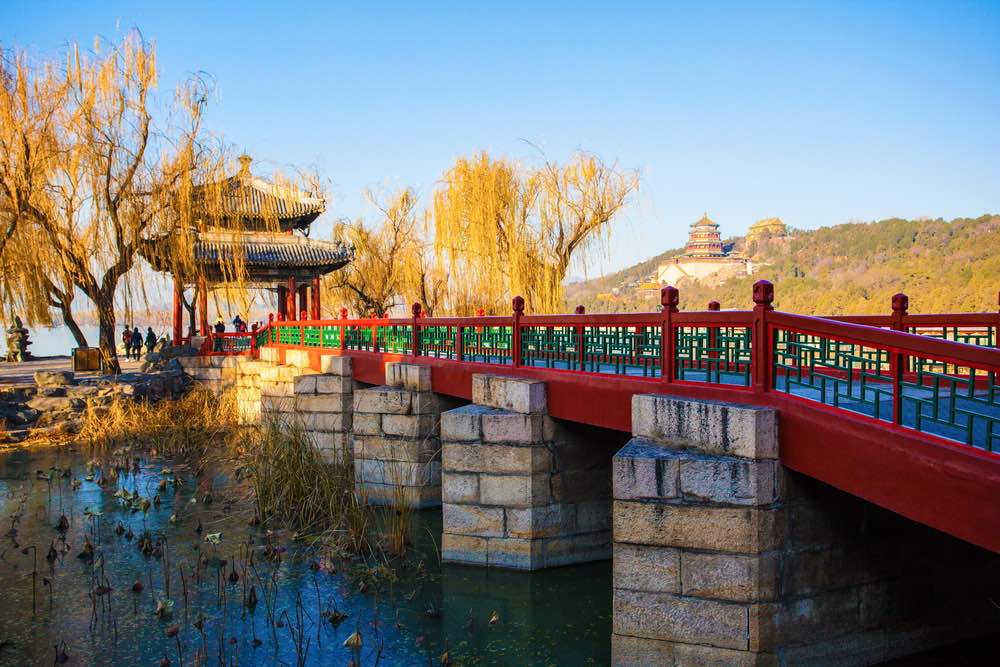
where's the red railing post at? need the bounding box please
[660,286,678,382]
[512,296,525,367]
[456,325,464,361]
[575,305,586,371]
[411,303,422,356]
[751,280,774,393]
[890,293,909,424]
[707,300,720,372]
[340,307,348,352]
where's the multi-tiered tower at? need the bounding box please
[683,213,727,257]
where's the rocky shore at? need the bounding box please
[0,353,194,444]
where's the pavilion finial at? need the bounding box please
[237,154,252,177]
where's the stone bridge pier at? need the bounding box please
[351,362,464,508]
[612,394,999,666]
[439,374,624,569]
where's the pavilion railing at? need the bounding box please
[201,331,256,356]
[253,285,1000,453]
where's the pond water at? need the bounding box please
[0,446,610,666]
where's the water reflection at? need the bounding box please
[0,445,610,665]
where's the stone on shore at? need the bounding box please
[33,370,74,388]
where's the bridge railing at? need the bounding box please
[254,284,999,453]
[199,331,256,356]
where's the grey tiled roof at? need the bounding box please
[194,233,353,270]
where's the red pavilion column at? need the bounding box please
[197,276,209,336]
[286,277,297,321]
[172,278,184,345]
[297,284,308,320]
[310,275,321,320]
[277,286,288,319]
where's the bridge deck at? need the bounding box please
[230,286,1000,553]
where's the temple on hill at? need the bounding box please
[747,216,788,241]
[140,155,353,343]
[657,213,752,286]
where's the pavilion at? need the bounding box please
[140,155,353,343]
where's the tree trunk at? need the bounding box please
[95,296,120,374]
[59,302,89,349]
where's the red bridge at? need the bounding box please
[218,280,1000,555]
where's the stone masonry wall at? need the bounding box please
[440,374,613,570]
[352,362,459,508]
[611,393,1000,666]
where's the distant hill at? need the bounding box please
[566,215,1000,315]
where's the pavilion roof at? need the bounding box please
[195,156,326,231]
[139,230,354,283]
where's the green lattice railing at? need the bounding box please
[378,325,413,355]
[772,329,895,422]
[676,326,752,385]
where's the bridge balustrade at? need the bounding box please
[242,284,1000,454]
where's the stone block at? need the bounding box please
[680,458,778,506]
[259,347,281,362]
[26,396,85,412]
[357,482,441,508]
[314,375,353,394]
[681,551,779,602]
[403,364,433,392]
[479,473,551,508]
[186,367,222,381]
[506,503,575,539]
[613,438,680,501]
[260,365,295,383]
[611,634,675,667]
[472,374,546,414]
[442,442,551,474]
[442,472,480,504]
[485,535,538,568]
[384,361,405,387]
[382,413,437,439]
[296,394,352,413]
[772,587,861,645]
[632,394,778,459]
[355,458,440,486]
[293,375,318,394]
[260,396,294,413]
[673,643,779,667]
[442,504,505,538]
[260,381,294,397]
[441,533,488,565]
[353,387,412,414]
[541,530,612,567]
[613,543,680,593]
[352,413,382,436]
[440,405,486,441]
[284,349,312,369]
[297,412,349,433]
[613,588,749,650]
[306,430,349,452]
[34,371,74,388]
[482,412,549,444]
[319,354,351,376]
[613,501,784,554]
[354,435,438,462]
[411,391,438,414]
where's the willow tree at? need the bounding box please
[326,189,423,317]
[0,34,216,371]
[433,151,638,314]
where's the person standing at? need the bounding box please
[122,326,134,360]
[131,327,143,360]
[145,327,157,354]
[213,317,226,352]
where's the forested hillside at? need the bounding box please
[566,215,1000,315]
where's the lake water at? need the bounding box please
[0,445,611,666]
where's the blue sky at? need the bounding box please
[5,1,999,276]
